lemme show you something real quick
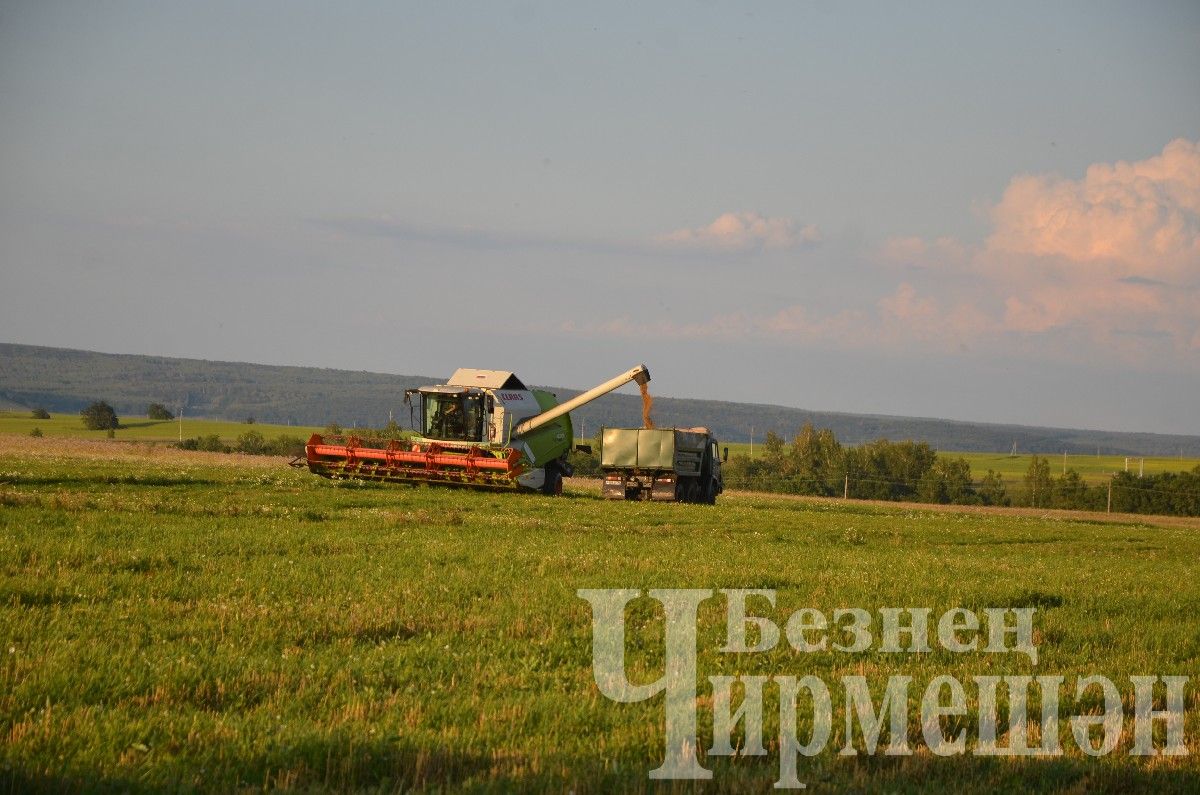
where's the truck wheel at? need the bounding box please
[684,480,701,503]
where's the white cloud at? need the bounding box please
[875,140,1200,357]
[587,141,1200,364]
[980,139,1200,348]
[987,137,1200,280]
[657,212,820,251]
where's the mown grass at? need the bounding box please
[1,437,1197,793]
[0,412,322,443]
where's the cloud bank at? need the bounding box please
[574,140,1200,364]
[981,138,1200,347]
[988,138,1200,278]
[825,140,1199,357]
[318,211,823,259]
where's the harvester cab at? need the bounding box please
[407,368,539,448]
[411,387,472,441]
[302,364,650,495]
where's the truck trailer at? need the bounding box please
[600,427,725,503]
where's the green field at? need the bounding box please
[1,437,1197,792]
[953,452,1200,484]
[0,411,323,443]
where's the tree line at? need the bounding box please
[722,424,997,504]
[714,424,1200,517]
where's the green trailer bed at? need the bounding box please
[600,427,723,503]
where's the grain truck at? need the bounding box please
[600,427,725,503]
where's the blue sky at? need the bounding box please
[2,2,1198,434]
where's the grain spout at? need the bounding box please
[639,382,655,429]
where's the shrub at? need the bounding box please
[31,407,50,420]
[196,434,227,453]
[845,438,936,501]
[147,403,174,420]
[977,469,1009,506]
[567,447,601,478]
[1024,455,1053,507]
[29,427,43,438]
[264,434,307,458]
[81,401,119,431]
[235,430,266,455]
[916,457,975,504]
[176,432,305,457]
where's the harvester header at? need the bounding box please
[300,363,650,495]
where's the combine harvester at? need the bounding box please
[300,364,650,495]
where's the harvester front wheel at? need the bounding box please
[542,463,564,496]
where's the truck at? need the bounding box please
[299,364,650,495]
[600,427,725,503]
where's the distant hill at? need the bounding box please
[2,342,1198,456]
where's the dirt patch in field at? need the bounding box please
[562,476,1200,530]
[724,487,1200,530]
[0,434,288,469]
